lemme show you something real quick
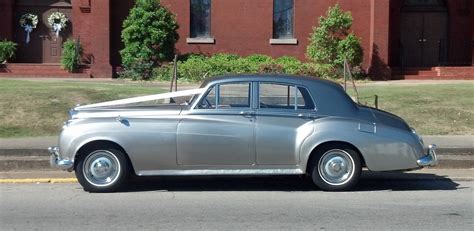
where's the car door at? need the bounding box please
[177,82,256,166]
[255,82,316,165]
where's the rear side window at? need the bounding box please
[259,83,314,110]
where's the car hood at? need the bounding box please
[358,105,410,131]
[71,105,183,119]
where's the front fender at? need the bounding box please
[58,117,179,174]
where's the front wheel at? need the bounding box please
[75,147,129,192]
[310,145,361,191]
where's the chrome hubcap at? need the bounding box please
[83,151,120,187]
[318,149,354,186]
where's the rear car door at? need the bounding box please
[255,82,316,165]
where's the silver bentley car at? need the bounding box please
[49,75,437,192]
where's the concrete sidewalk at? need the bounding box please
[0,135,473,171]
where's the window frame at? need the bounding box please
[257,82,316,112]
[194,82,254,110]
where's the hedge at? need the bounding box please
[152,53,339,82]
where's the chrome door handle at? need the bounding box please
[116,115,127,123]
[298,113,317,119]
[239,111,255,117]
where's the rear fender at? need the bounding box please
[300,118,421,172]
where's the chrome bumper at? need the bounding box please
[416,144,438,167]
[48,146,74,171]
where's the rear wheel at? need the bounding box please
[310,145,361,191]
[75,147,129,192]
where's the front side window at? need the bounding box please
[197,82,251,109]
[190,0,211,38]
[273,0,294,39]
[259,83,314,110]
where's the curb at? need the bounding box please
[0,147,473,171]
[1,156,472,171]
[0,158,472,171]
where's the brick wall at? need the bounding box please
[160,0,379,71]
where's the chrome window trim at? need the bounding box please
[190,80,317,113]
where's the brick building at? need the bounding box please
[0,0,473,79]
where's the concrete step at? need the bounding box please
[394,71,438,76]
[391,67,474,80]
[0,63,91,78]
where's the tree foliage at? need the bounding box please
[306,4,363,72]
[120,0,179,79]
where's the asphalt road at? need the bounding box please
[0,176,473,230]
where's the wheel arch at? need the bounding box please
[305,141,366,174]
[74,140,135,174]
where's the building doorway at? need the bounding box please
[13,1,72,63]
[400,0,447,67]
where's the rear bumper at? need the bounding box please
[416,144,438,167]
[48,146,74,171]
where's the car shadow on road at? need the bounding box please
[118,171,461,193]
[355,171,462,191]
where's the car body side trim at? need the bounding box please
[137,168,304,176]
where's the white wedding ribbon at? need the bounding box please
[76,88,205,110]
[24,25,33,44]
[53,23,62,38]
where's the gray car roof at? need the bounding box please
[202,74,342,89]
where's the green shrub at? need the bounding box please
[119,59,154,80]
[153,53,341,82]
[153,63,174,81]
[177,55,211,81]
[274,56,302,75]
[208,53,240,74]
[297,63,334,79]
[245,54,273,64]
[259,63,284,74]
[61,39,82,72]
[120,0,179,79]
[336,33,363,67]
[244,54,273,73]
[306,4,363,77]
[0,39,17,63]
